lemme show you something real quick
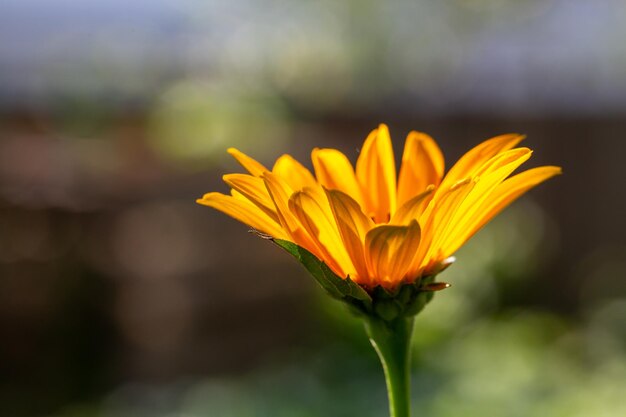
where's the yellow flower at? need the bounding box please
[197,124,561,290]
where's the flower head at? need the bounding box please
[198,124,560,292]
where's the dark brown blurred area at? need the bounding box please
[1,1,625,416]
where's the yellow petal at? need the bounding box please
[389,185,435,226]
[262,171,320,257]
[436,148,532,254]
[412,179,475,274]
[364,220,422,289]
[355,124,397,223]
[443,166,562,255]
[311,148,365,206]
[288,188,354,279]
[473,147,532,177]
[223,173,279,222]
[325,189,375,286]
[196,192,288,239]
[272,154,317,191]
[230,189,246,199]
[438,133,525,193]
[397,131,444,207]
[227,148,269,177]
[480,165,562,223]
[262,171,299,233]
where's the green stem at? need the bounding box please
[364,316,415,417]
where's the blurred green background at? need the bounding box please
[1,1,625,416]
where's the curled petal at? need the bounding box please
[326,189,374,285]
[364,220,421,289]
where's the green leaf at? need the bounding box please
[272,239,372,311]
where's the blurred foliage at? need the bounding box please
[148,81,289,167]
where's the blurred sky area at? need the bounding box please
[0,1,625,417]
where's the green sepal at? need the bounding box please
[270,238,449,322]
[272,238,373,313]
